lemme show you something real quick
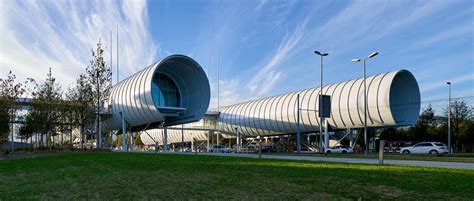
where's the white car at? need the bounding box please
[325,146,353,154]
[400,142,448,155]
[209,145,232,153]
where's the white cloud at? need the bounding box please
[255,0,268,12]
[421,73,474,93]
[247,18,307,95]
[209,78,242,109]
[292,0,454,56]
[0,0,158,89]
[257,71,284,96]
[413,23,473,48]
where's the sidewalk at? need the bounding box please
[142,151,474,170]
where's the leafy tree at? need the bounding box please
[113,135,121,148]
[86,39,112,148]
[413,104,436,141]
[0,98,9,143]
[464,117,474,152]
[23,68,62,149]
[135,133,143,146]
[55,98,81,149]
[445,100,472,152]
[0,71,25,150]
[18,114,34,150]
[66,74,94,149]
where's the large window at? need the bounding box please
[152,73,180,107]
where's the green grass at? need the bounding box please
[264,152,474,163]
[0,152,473,200]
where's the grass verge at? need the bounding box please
[0,152,473,199]
[263,152,474,163]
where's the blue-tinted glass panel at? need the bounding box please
[152,73,180,107]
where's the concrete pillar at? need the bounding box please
[207,131,211,152]
[324,119,329,150]
[379,140,385,165]
[164,127,168,151]
[121,112,127,152]
[258,135,262,158]
[131,132,135,151]
[237,129,241,153]
[181,125,184,151]
[349,129,354,147]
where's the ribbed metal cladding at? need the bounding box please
[104,54,210,130]
[139,119,234,146]
[140,129,208,146]
[217,69,420,137]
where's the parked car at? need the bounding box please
[400,142,448,155]
[260,144,276,153]
[178,148,192,152]
[209,145,232,153]
[325,146,353,154]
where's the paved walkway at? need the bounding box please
[147,151,474,170]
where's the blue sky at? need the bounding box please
[1,0,473,109]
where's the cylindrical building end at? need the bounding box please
[388,69,421,126]
[104,54,210,130]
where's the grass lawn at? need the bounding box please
[264,152,474,163]
[0,152,473,200]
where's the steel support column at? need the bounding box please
[207,131,211,152]
[120,112,127,152]
[296,94,301,153]
[324,119,329,150]
[164,127,168,151]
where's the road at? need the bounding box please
[147,151,474,170]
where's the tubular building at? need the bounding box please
[103,54,211,131]
[138,69,421,147]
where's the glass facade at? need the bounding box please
[152,73,180,107]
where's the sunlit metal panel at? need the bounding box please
[104,55,210,130]
[217,70,420,136]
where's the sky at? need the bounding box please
[1,0,473,110]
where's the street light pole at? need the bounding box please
[296,94,301,153]
[352,52,378,155]
[447,81,452,155]
[363,59,368,155]
[314,51,328,153]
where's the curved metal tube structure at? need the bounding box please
[140,129,210,146]
[140,121,211,145]
[217,69,420,137]
[139,69,421,146]
[104,54,210,130]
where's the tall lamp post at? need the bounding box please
[314,51,329,153]
[351,51,378,155]
[447,81,452,155]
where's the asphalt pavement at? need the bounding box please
[149,151,474,170]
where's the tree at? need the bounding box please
[0,98,9,144]
[413,104,436,141]
[0,71,25,151]
[135,133,143,146]
[464,116,474,152]
[445,100,472,152]
[56,98,80,149]
[18,115,34,150]
[23,68,62,149]
[86,39,112,148]
[66,74,94,150]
